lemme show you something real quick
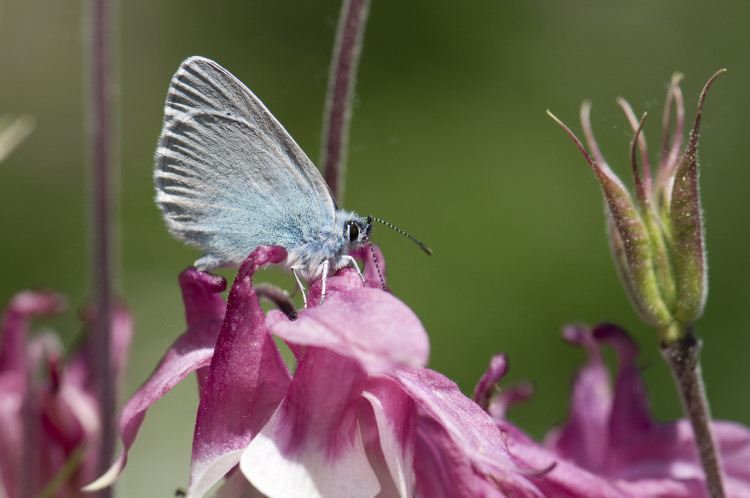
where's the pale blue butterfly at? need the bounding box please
[154,56,429,305]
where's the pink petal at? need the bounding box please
[187,246,291,497]
[267,277,429,372]
[0,290,65,375]
[84,268,228,491]
[497,421,629,498]
[240,348,379,498]
[0,372,25,498]
[38,378,100,492]
[179,267,229,326]
[604,419,750,497]
[179,268,230,394]
[211,468,267,497]
[394,368,540,496]
[544,325,612,472]
[593,324,653,446]
[716,422,750,486]
[0,291,65,498]
[396,368,513,467]
[413,415,484,498]
[412,415,542,498]
[67,304,133,394]
[541,324,750,496]
[473,353,508,411]
[360,376,417,497]
[350,244,388,290]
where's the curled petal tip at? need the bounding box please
[8,289,67,316]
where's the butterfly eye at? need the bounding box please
[346,221,360,242]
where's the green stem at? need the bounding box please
[661,328,726,498]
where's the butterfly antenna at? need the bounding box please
[370,216,432,255]
[368,241,387,290]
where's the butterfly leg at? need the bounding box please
[340,255,365,283]
[292,268,308,308]
[320,260,330,303]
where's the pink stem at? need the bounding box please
[320,0,372,202]
[89,0,116,494]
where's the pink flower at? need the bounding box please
[89,246,548,497]
[476,324,750,497]
[0,290,132,498]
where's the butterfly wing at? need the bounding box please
[154,56,337,269]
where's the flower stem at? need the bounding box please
[89,0,117,494]
[255,283,298,320]
[320,0,371,202]
[661,328,726,498]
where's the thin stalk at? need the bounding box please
[320,0,371,202]
[89,0,117,495]
[661,329,726,498]
[255,283,299,320]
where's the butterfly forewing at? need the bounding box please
[154,56,337,268]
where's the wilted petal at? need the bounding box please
[84,269,228,491]
[240,348,379,498]
[187,246,291,498]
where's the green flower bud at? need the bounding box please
[549,70,724,343]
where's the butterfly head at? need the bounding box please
[344,215,374,248]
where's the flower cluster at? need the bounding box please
[86,246,544,497]
[86,245,750,497]
[476,324,750,498]
[0,290,131,498]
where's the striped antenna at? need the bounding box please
[370,216,432,255]
[368,242,387,290]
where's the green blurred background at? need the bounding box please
[1,0,749,495]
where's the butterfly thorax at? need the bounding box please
[284,210,372,280]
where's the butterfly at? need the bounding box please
[154,56,429,305]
